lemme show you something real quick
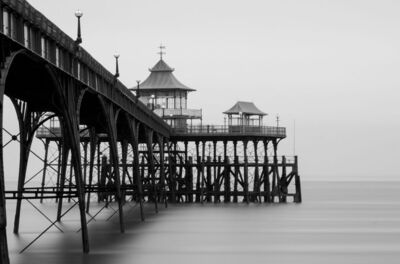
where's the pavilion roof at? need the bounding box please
[223,101,267,116]
[135,59,195,92]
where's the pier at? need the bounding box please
[0,0,301,263]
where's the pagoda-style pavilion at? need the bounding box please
[134,50,202,128]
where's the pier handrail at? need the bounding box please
[172,125,286,137]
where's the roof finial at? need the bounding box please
[158,44,166,60]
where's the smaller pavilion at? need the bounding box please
[224,101,267,129]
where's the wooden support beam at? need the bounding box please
[294,156,302,203]
[263,156,271,203]
[186,156,193,203]
[233,156,239,203]
[214,156,222,203]
[280,156,287,203]
[206,156,212,202]
[243,141,249,204]
[224,156,230,203]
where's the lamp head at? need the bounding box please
[75,10,83,18]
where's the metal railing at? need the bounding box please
[153,108,202,119]
[172,125,286,137]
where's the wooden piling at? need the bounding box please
[224,156,230,203]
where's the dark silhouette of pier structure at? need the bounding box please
[0,0,302,263]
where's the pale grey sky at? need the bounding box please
[4,0,400,181]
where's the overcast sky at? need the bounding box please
[4,0,400,181]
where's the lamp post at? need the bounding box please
[161,103,166,118]
[136,80,140,99]
[276,114,280,136]
[75,10,83,44]
[114,54,120,78]
[151,94,155,111]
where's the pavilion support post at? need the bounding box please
[263,156,271,203]
[223,141,227,158]
[213,141,217,196]
[243,140,249,204]
[40,139,50,203]
[199,156,205,204]
[280,156,287,203]
[272,139,281,203]
[263,140,271,202]
[195,141,200,202]
[224,156,230,203]
[86,127,97,212]
[253,140,260,202]
[145,128,158,213]
[206,156,212,202]
[294,156,302,203]
[184,141,188,162]
[233,156,239,203]
[233,141,238,203]
[214,156,222,203]
[186,157,193,203]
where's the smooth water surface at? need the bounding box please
[6,181,400,264]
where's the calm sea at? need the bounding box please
[5,181,400,264]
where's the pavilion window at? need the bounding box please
[94,75,99,91]
[55,46,60,67]
[10,11,16,39]
[176,96,181,109]
[181,96,187,109]
[166,97,174,109]
[2,9,9,36]
[41,36,49,58]
[30,27,38,53]
[77,62,81,80]
[23,23,30,48]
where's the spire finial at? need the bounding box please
[158,44,166,59]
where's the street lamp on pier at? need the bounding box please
[114,54,120,78]
[75,10,83,44]
[136,80,140,99]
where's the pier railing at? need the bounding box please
[172,125,286,137]
[153,108,202,119]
